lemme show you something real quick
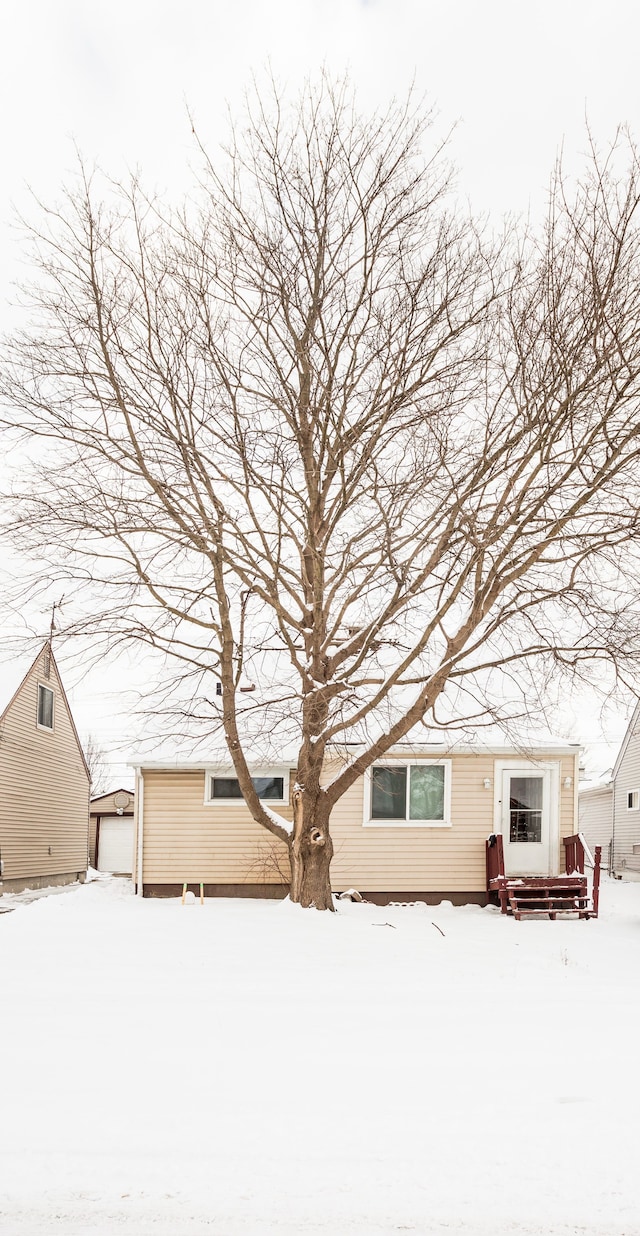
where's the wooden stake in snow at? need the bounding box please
[181,882,205,905]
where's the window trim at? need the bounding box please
[36,683,54,732]
[627,789,640,811]
[204,767,290,807]
[363,759,452,827]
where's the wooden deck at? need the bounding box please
[486,835,602,920]
[488,873,591,919]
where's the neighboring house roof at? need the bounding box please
[90,787,135,806]
[612,700,640,780]
[0,641,91,781]
[579,780,613,797]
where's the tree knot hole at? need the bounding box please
[310,827,325,846]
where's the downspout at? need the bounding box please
[578,746,583,875]
[611,777,616,876]
[135,768,145,898]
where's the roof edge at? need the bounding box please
[0,641,91,782]
[612,699,640,780]
[129,742,581,771]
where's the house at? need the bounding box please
[578,779,613,870]
[90,788,135,873]
[130,740,582,905]
[579,701,640,877]
[0,642,90,894]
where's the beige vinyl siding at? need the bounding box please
[328,759,475,892]
[329,752,578,893]
[137,769,292,886]
[558,754,580,868]
[0,648,90,883]
[137,749,579,894]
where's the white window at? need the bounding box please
[627,790,639,811]
[363,760,451,827]
[204,769,289,805]
[37,684,54,731]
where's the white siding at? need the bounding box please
[97,816,134,873]
[90,790,134,866]
[612,713,640,872]
[578,785,613,863]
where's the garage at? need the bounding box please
[97,815,134,874]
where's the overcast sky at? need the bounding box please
[1,0,639,776]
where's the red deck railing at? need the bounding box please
[563,834,602,918]
[563,833,585,874]
[486,833,505,883]
[486,834,509,912]
[487,832,601,919]
[592,846,602,918]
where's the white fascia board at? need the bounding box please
[128,742,580,772]
[612,700,640,781]
[128,758,296,772]
[374,743,580,757]
[578,782,614,798]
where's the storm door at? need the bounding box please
[501,768,552,876]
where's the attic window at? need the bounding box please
[37,684,54,730]
[627,790,639,811]
[205,770,288,805]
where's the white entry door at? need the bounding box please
[500,767,553,876]
[97,816,134,874]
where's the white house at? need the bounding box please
[579,701,640,877]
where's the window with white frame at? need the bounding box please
[627,790,639,811]
[364,760,451,826]
[205,769,289,805]
[37,684,54,730]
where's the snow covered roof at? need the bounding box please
[90,787,135,805]
[128,735,580,770]
[125,740,317,770]
[578,778,613,796]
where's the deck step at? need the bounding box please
[508,895,589,905]
[508,898,589,908]
[489,876,587,890]
[505,881,587,890]
[492,872,592,919]
[509,894,590,904]
[486,835,601,921]
[508,877,591,919]
[513,908,592,920]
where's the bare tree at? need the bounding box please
[82,732,111,798]
[3,81,640,908]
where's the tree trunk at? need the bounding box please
[288,790,335,910]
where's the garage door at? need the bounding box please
[97,816,134,874]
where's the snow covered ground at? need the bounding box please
[1,876,639,1236]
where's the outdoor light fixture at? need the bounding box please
[483,778,492,789]
[564,776,573,789]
